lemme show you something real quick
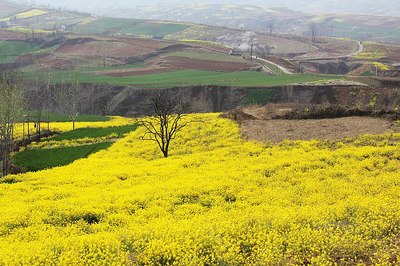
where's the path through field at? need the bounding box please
[254,56,294,74]
[346,41,364,57]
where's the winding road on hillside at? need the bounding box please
[293,40,364,61]
[253,56,294,74]
[347,41,364,58]
[253,40,364,74]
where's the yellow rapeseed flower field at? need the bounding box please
[0,113,399,265]
[0,9,48,22]
[14,116,133,140]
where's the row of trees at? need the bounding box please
[0,67,190,176]
[0,70,80,176]
[0,72,23,176]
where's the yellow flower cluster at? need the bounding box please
[371,62,391,71]
[24,135,117,150]
[13,116,133,140]
[0,9,48,22]
[0,114,399,265]
[354,42,387,59]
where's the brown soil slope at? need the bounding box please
[242,117,394,143]
[55,37,169,58]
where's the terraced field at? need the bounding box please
[0,8,48,22]
[72,17,191,38]
[26,68,339,88]
[0,40,42,64]
[165,50,245,62]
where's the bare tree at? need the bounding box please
[255,44,271,57]
[140,90,190,158]
[310,23,318,44]
[98,96,110,116]
[53,71,80,130]
[0,71,23,176]
[25,66,50,141]
[268,22,274,36]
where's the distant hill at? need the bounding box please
[9,0,399,43]
[0,0,28,18]
[125,4,400,43]
[14,0,400,17]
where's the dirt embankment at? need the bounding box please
[29,82,400,125]
[0,29,27,41]
[55,37,171,59]
[242,117,394,143]
[299,60,362,74]
[226,100,400,143]
[163,56,253,71]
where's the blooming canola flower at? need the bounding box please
[0,113,399,265]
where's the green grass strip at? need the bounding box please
[13,142,113,171]
[46,124,138,141]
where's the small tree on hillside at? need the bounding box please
[140,90,190,158]
[0,71,23,176]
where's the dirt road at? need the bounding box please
[253,56,293,74]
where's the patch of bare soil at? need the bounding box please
[97,54,254,77]
[242,117,394,143]
[102,67,177,77]
[242,104,301,120]
[221,109,257,123]
[164,56,253,71]
[263,56,296,72]
[55,37,168,58]
[0,30,27,41]
[387,44,400,61]
[40,57,74,70]
[233,103,399,143]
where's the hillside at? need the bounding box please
[0,0,348,91]
[127,4,400,43]
[0,1,400,264]
[0,0,399,90]
[19,0,400,17]
[15,0,400,43]
[0,0,27,18]
[1,114,400,264]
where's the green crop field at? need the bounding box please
[0,41,42,64]
[264,62,285,75]
[46,125,138,141]
[76,70,340,88]
[12,142,113,172]
[23,112,111,122]
[26,69,340,88]
[82,62,145,72]
[244,88,280,105]
[73,18,190,38]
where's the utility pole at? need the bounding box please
[250,42,254,60]
[23,114,26,146]
[27,115,30,142]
